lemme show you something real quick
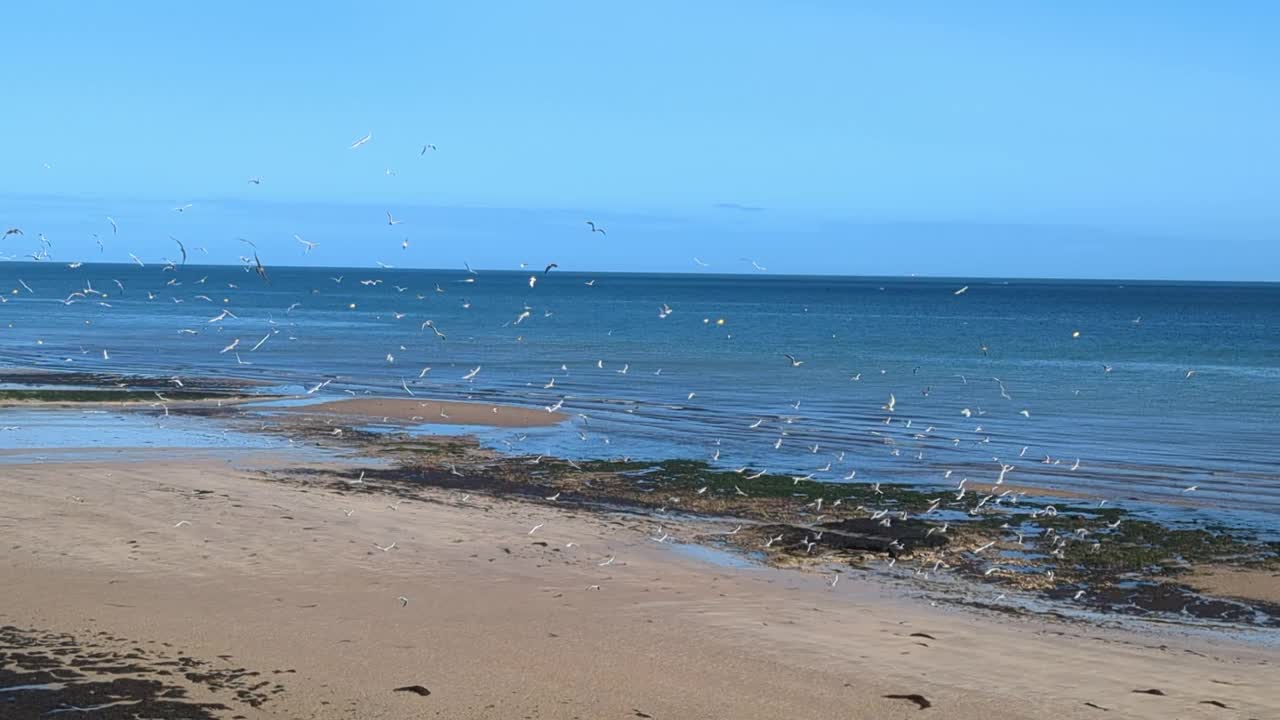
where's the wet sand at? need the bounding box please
[281,396,567,427]
[1,451,1275,719]
[1184,567,1280,606]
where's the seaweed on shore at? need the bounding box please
[0,388,245,403]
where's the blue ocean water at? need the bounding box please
[2,263,1277,531]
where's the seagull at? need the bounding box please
[422,320,446,340]
[295,235,318,253]
[1185,369,1197,379]
[884,393,896,412]
[172,203,193,213]
[171,236,187,266]
[3,227,23,238]
[693,257,709,267]
[585,220,607,236]
[386,211,402,226]
[399,596,409,607]
[420,143,437,155]
[128,253,145,267]
[598,555,616,566]
[462,366,481,381]
[954,285,969,295]
[350,132,372,149]
[783,354,803,367]
[374,542,397,552]
[544,263,558,275]
[252,252,269,283]
[173,520,191,528]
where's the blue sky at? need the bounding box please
[1,2,1277,279]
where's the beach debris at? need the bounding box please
[883,693,932,710]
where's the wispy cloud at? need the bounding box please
[713,202,765,212]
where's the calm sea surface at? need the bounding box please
[2,263,1277,533]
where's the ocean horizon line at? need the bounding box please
[2,259,1277,287]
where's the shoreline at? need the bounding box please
[5,389,1278,628]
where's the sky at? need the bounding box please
[1,1,1277,279]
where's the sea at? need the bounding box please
[2,263,1278,535]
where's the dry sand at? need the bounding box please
[282,396,567,427]
[1,452,1275,719]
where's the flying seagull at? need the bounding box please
[544,263,558,275]
[350,132,372,149]
[420,144,437,155]
[386,211,402,226]
[295,235,318,253]
[252,252,269,283]
[171,236,187,266]
[585,220,606,236]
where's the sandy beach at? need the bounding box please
[2,447,1275,720]
[280,397,568,427]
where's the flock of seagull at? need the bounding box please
[2,130,1217,609]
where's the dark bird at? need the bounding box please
[544,263,558,275]
[393,685,431,697]
[1132,689,1166,696]
[247,176,262,185]
[3,227,22,239]
[909,632,937,640]
[585,220,606,236]
[253,252,269,283]
[420,144,437,155]
[884,694,932,710]
[171,236,187,266]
